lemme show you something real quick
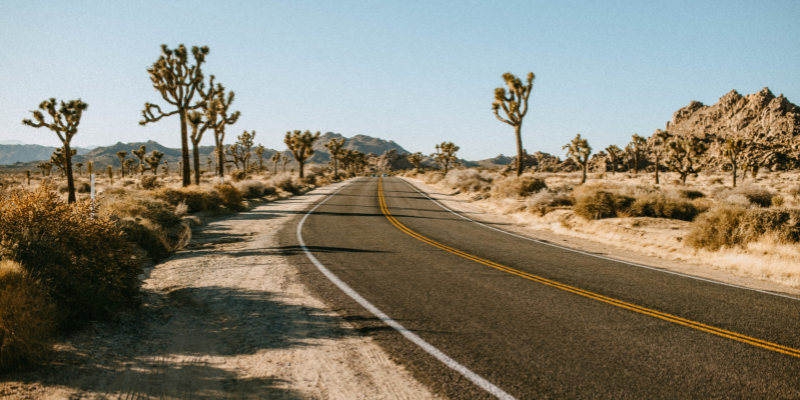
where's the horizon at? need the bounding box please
[1,1,798,160]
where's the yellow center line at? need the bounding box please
[377,178,800,358]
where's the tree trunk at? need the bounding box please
[581,161,587,184]
[333,157,338,178]
[732,161,738,188]
[192,139,201,185]
[515,124,524,177]
[654,154,660,184]
[681,172,688,186]
[64,142,76,204]
[216,138,225,177]
[299,161,305,178]
[180,109,191,187]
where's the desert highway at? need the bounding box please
[280,177,800,399]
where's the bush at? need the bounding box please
[154,187,222,213]
[139,175,161,190]
[573,188,634,220]
[218,184,245,211]
[422,172,445,184]
[731,184,774,207]
[0,185,143,326]
[235,180,265,198]
[100,194,182,229]
[678,189,705,200]
[772,195,785,207]
[686,204,800,250]
[490,175,547,199]
[442,169,495,193]
[76,182,91,193]
[528,190,573,215]
[270,173,302,194]
[231,169,246,182]
[0,260,56,371]
[628,192,699,221]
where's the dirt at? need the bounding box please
[0,181,440,400]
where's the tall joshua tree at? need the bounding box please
[140,44,214,187]
[665,136,709,186]
[235,130,256,172]
[605,145,623,174]
[254,144,266,172]
[723,135,747,188]
[187,109,212,184]
[132,145,147,175]
[270,152,282,174]
[285,130,320,178]
[324,138,346,177]
[431,142,459,174]
[626,134,648,174]
[649,130,672,184]
[208,85,240,177]
[22,98,87,203]
[492,72,535,177]
[407,152,424,170]
[116,151,128,177]
[146,150,164,175]
[563,134,592,184]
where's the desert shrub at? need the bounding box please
[100,194,182,229]
[491,175,547,199]
[724,194,751,207]
[423,172,445,184]
[231,169,246,182]
[0,185,143,326]
[573,188,634,220]
[57,183,69,193]
[154,187,222,213]
[772,195,785,207]
[731,184,774,207]
[235,180,265,198]
[528,190,573,215]
[442,169,496,193]
[121,179,135,187]
[0,260,56,371]
[139,175,161,190]
[628,192,699,221]
[218,184,245,211]
[270,173,302,194]
[678,189,705,200]
[789,185,800,198]
[76,182,91,193]
[686,205,800,250]
[115,218,170,259]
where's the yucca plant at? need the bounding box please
[564,134,592,184]
[431,142,459,174]
[285,130,321,178]
[407,152,424,170]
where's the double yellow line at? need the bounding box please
[377,178,800,358]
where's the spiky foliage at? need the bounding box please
[145,150,164,175]
[25,170,31,186]
[123,159,136,176]
[116,151,128,177]
[625,134,648,174]
[87,161,93,176]
[324,138,346,178]
[407,152,424,170]
[131,145,147,175]
[649,130,672,184]
[605,145,623,174]
[234,130,256,172]
[270,152,282,174]
[492,72,535,176]
[338,149,367,175]
[563,134,592,184]
[74,163,83,176]
[431,142,460,174]
[665,136,709,186]
[106,165,113,182]
[206,85,240,177]
[285,130,321,178]
[140,44,215,187]
[22,98,87,203]
[226,144,242,169]
[254,144,266,172]
[50,148,77,177]
[36,162,52,177]
[723,135,748,188]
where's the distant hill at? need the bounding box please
[0,144,92,165]
[0,140,26,145]
[475,154,513,168]
[310,132,410,163]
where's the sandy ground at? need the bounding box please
[1,180,440,400]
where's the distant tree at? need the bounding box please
[722,135,748,188]
[75,162,84,176]
[145,150,164,175]
[36,162,52,177]
[649,130,672,184]
[285,130,321,178]
[116,151,128,177]
[207,85,240,177]
[234,130,256,172]
[407,152,424,170]
[132,145,147,175]
[271,152,282,174]
[163,160,170,175]
[431,142,459,174]
[324,138,346,178]
[492,72,535,177]
[605,145,623,174]
[625,134,648,175]
[254,144,266,172]
[25,170,31,186]
[87,161,93,176]
[226,144,242,170]
[206,158,213,173]
[124,159,136,176]
[563,134,592,184]
[665,136,709,186]
[140,44,215,187]
[106,165,113,183]
[22,98,87,203]
[282,155,289,172]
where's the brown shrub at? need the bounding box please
[231,169,246,182]
[628,192,699,221]
[154,187,222,213]
[0,260,55,371]
[218,184,245,211]
[139,175,162,190]
[442,169,496,193]
[731,184,774,207]
[573,188,634,220]
[490,175,547,199]
[270,173,302,194]
[686,204,800,250]
[234,180,265,198]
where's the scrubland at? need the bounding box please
[405,168,800,289]
[0,166,337,370]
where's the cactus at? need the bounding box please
[106,165,113,183]
[665,136,709,186]
[270,152,282,174]
[140,44,215,187]
[406,152,424,171]
[87,161,93,176]
[625,134,648,174]
[145,150,164,175]
[563,134,592,184]
[492,72,535,176]
[430,142,459,174]
[22,98,87,203]
[284,130,321,178]
[254,144,266,172]
[75,162,84,176]
[132,145,147,175]
[324,138,346,177]
[605,145,623,174]
[116,151,128,177]
[649,130,672,184]
[723,135,748,188]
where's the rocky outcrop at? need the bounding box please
[368,149,415,172]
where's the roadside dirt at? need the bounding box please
[1,180,440,400]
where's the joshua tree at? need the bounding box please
[75,162,84,176]
[186,109,212,184]
[563,134,592,184]
[431,142,459,174]
[146,150,164,175]
[234,130,256,172]
[665,136,709,186]
[208,85,240,177]
[492,72,535,177]
[324,138,346,178]
[140,44,215,187]
[51,148,77,177]
[116,151,128,177]
[132,145,147,175]
[285,130,321,178]
[206,158,213,173]
[407,152,424,170]
[25,170,31,186]
[107,165,113,183]
[37,162,52,177]
[22,98,87,203]
[605,145,623,174]
[722,135,748,188]
[625,134,648,174]
[649,130,672,184]
[270,152,282,174]
[282,155,289,172]
[226,144,242,170]
[254,144,266,172]
[124,159,136,176]
[87,161,93,176]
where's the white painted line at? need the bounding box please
[399,177,800,302]
[297,178,517,400]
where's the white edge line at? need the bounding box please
[296,178,517,400]
[399,177,800,302]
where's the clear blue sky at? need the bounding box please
[1,0,798,160]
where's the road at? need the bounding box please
[280,177,800,399]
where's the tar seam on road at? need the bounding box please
[399,177,800,302]
[297,179,518,400]
[380,178,800,358]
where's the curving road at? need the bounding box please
[280,177,800,399]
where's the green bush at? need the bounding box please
[685,204,800,250]
[573,189,634,220]
[0,185,143,327]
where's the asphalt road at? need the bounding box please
[279,177,800,399]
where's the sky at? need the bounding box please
[1,0,798,160]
